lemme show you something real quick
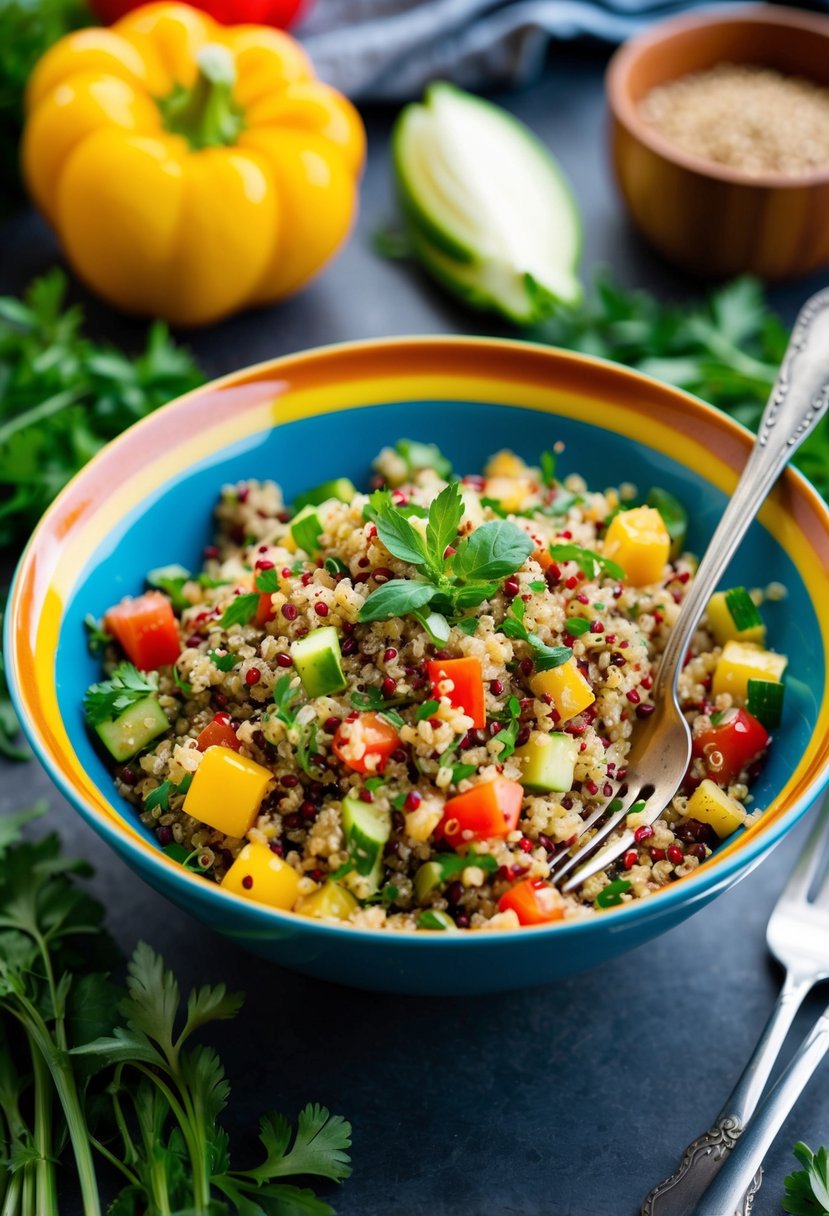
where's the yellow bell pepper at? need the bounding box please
[22,3,365,326]
[530,657,595,723]
[222,842,301,908]
[295,880,359,921]
[711,641,788,705]
[603,506,670,587]
[686,779,746,838]
[184,744,271,837]
[706,591,766,647]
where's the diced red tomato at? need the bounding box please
[437,777,524,848]
[255,592,275,627]
[692,707,770,786]
[196,716,241,752]
[426,656,486,728]
[332,712,399,774]
[498,878,565,925]
[104,591,180,670]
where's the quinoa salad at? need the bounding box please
[83,441,788,932]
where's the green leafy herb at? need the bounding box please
[491,695,522,760]
[292,511,323,556]
[416,699,440,722]
[529,580,547,592]
[0,271,204,548]
[272,675,303,728]
[83,663,159,726]
[424,853,499,886]
[548,542,625,583]
[219,592,259,629]
[498,598,572,672]
[364,775,386,792]
[725,586,763,632]
[451,762,477,783]
[783,1142,829,1215]
[594,879,632,909]
[297,722,323,777]
[208,649,237,672]
[145,780,175,813]
[255,567,279,594]
[395,438,453,480]
[350,687,408,721]
[83,613,113,657]
[540,450,556,487]
[359,482,532,630]
[147,564,192,612]
[564,617,591,636]
[173,666,192,698]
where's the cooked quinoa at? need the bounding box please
[87,444,780,931]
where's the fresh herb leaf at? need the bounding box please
[173,666,193,698]
[529,580,546,592]
[272,675,303,727]
[147,564,192,612]
[565,617,591,636]
[208,650,237,672]
[540,450,556,487]
[417,699,440,721]
[594,879,632,909]
[358,579,438,622]
[783,1142,829,1215]
[548,542,625,583]
[373,496,429,567]
[84,663,159,726]
[297,723,323,777]
[84,613,113,656]
[395,438,453,480]
[423,852,499,885]
[497,601,572,672]
[491,695,522,760]
[255,567,279,594]
[452,520,533,581]
[145,781,173,813]
[292,512,323,556]
[425,482,465,572]
[220,592,259,629]
[451,762,477,783]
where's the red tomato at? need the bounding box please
[498,878,565,926]
[332,713,399,774]
[104,591,180,670]
[692,707,770,786]
[89,0,310,28]
[437,777,523,848]
[197,716,241,752]
[426,656,486,728]
[254,591,275,627]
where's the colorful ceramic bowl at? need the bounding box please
[7,338,829,994]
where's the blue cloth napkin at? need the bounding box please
[299,0,751,99]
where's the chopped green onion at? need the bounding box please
[594,879,632,909]
[746,679,784,728]
[416,699,440,722]
[724,586,762,632]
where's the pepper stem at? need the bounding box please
[161,44,244,150]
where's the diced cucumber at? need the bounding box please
[341,791,391,896]
[294,478,357,511]
[289,627,346,697]
[417,909,456,931]
[393,83,582,324]
[414,860,443,901]
[516,731,578,793]
[95,694,169,762]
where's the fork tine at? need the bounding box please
[546,784,622,877]
[778,797,829,906]
[551,784,645,885]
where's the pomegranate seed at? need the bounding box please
[390,748,408,763]
[323,716,340,734]
[446,881,463,905]
[626,689,641,704]
[443,545,456,558]
[603,781,614,798]
[301,800,316,819]
[490,679,504,695]
[214,712,232,726]
[538,833,556,855]
[520,657,534,677]
[690,843,707,860]
[384,647,398,663]
[367,524,377,538]
[281,603,297,621]
[503,576,520,598]
[404,790,421,811]
[382,676,397,696]
[156,825,173,845]
[314,602,329,617]
[650,847,666,862]
[280,774,299,788]
[584,779,599,796]
[561,796,574,810]
[241,875,254,890]
[186,634,202,648]
[623,849,638,870]
[667,845,684,865]
[589,620,604,634]
[515,726,531,747]
[255,559,275,571]
[636,704,655,719]
[373,567,394,583]
[245,668,261,686]
[342,637,358,655]
[634,825,654,844]
[214,692,228,707]
[283,813,302,829]
[455,914,470,929]
[358,557,370,569]
[518,837,533,853]
[575,592,589,605]
[269,841,285,856]
[276,652,293,668]
[120,767,137,786]
[203,545,220,560]
[565,575,579,590]
[546,562,561,584]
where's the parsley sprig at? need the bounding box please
[784,1142,829,1215]
[358,483,533,630]
[491,695,522,759]
[548,542,625,583]
[83,663,159,726]
[498,598,572,672]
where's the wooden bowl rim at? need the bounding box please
[606,3,829,188]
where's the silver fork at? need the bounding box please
[550,289,829,894]
[642,796,829,1215]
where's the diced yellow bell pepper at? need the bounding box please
[530,658,595,723]
[485,450,527,479]
[706,591,766,646]
[686,779,747,838]
[484,476,532,513]
[404,801,444,842]
[296,880,358,921]
[222,843,301,909]
[711,641,788,705]
[603,506,670,587]
[183,745,271,838]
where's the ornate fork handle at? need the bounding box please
[641,1118,762,1216]
[653,287,829,703]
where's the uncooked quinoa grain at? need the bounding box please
[640,64,829,176]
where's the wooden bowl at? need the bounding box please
[606,5,829,280]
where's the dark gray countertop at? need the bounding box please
[2,45,828,1216]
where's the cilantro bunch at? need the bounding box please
[358,483,535,639]
[0,808,351,1216]
[784,1142,829,1215]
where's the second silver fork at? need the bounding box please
[642,796,829,1215]
[550,287,829,893]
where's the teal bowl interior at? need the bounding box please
[12,349,829,995]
